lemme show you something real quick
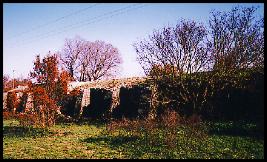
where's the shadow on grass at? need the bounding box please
[78,120,106,128]
[59,117,109,128]
[82,134,174,158]
[208,121,264,140]
[3,126,54,138]
[82,135,139,146]
[82,135,151,158]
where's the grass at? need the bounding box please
[3,119,264,159]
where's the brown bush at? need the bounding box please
[3,111,16,120]
[6,91,19,113]
[106,109,207,149]
[16,113,38,127]
[22,53,73,128]
[161,109,181,128]
[17,85,58,128]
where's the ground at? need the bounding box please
[3,119,264,159]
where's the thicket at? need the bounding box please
[147,67,264,123]
[4,91,28,120]
[133,6,264,127]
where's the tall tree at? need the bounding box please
[59,36,84,80]
[28,52,72,127]
[59,37,122,82]
[134,19,211,77]
[30,52,71,105]
[209,6,264,71]
[3,74,10,92]
[133,20,212,116]
[30,52,59,100]
[79,40,122,81]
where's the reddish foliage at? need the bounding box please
[3,111,16,120]
[6,91,19,113]
[30,53,59,99]
[24,85,58,128]
[16,113,38,127]
[17,53,72,128]
[149,64,180,79]
[55,70,72,104]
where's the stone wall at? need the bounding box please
[112,85,151,119]
[82,88,112,119]
[3,93,7,110]
[3,77,151,120]
[75,77,147,118]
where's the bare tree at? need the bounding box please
[60,37,122,82]
[209,6,264,71]
[78,40,122,81]
[133,20,212,116]
[59,36,84,80]
[134,20,211,77]
[3,74,10,92]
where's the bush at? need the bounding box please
[207,68,264,122]
[3,111,17,120]
[16,113,38,127]
[17,85,58,128]
[6,91,19,113]
[106,109,207,149]
[146,67,264,124]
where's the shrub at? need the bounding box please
[6,91,19,113]
[145,67,264,124]
[16,113,38,127]
[207,68,264,122]
[106,109,207,149]
[17,85,58,128]
[3,111,16,120]
[23,53,73,127]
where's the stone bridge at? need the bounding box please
[4,77,154,119]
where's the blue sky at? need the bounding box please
[3,3,264,79]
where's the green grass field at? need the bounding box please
[3,119,264,159]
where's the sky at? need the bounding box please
[3,3,264,79]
